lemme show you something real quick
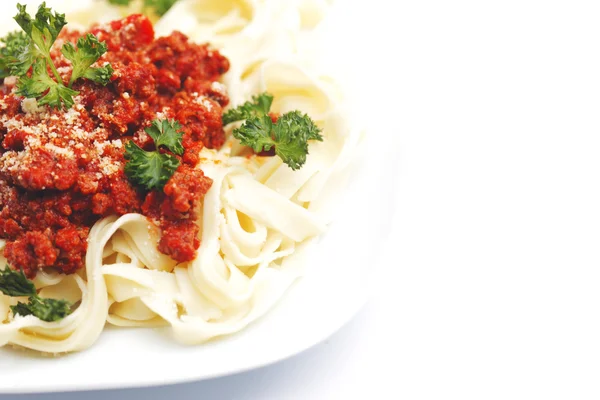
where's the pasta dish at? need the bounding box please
[0,0,359,354]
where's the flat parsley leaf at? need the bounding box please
[0,266,72,322]
[223,92,323,170]
[62,33,113,86]
[124,119,184,190]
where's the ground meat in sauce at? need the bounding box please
[0,14,230,277]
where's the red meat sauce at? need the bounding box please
[0,15,231,277]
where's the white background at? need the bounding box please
[5,0,600,398]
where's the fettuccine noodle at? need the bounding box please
[0,0,359,353]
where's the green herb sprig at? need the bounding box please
[0,31,28,79]
[222,93,323,170]
[0,266,72,322]
[108,0,178,16]
[0,3,114,109]
[124,119,184,191]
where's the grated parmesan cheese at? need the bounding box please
[211,81,227,94]
[3,76,17,86]
[44,143,75,158]
[21,98,44,115]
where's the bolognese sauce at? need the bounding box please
[0,14,230,277]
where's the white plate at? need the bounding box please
[0,0,394,394]
[0,134,392,394]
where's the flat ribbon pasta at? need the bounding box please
[0,0,361,353]
[99,164,318,343]
[0,218,109,353]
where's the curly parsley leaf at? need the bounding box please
[0,31,29,79]
[62,33,112,86]
[0,266,36,297]
[223,92,323,170]
[144,119,184,155]
[124,141,180,191]
[4,3,113,109]
[16,60,79,109]
[124,119,185,191]
[222,93,274,125]
[0,266,72,322]
[11,296,72,322]
[271,111,323,170]
[83,64,114,84]
[9,41,38,78]
[234,114,278,153]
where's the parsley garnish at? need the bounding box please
[1,3,113,109]
[0,266,72,322]
[16,61,80,109]
[146,0,179,16]
[124,119,184,191]
[108,0,179,16]
[223,93,324,170]
[62,34,114,87]
[0,31,28,79]
[0,265,35,297]
[145,119,184,155]
[222,93,274,125]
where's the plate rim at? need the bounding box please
[0,0,395,393]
